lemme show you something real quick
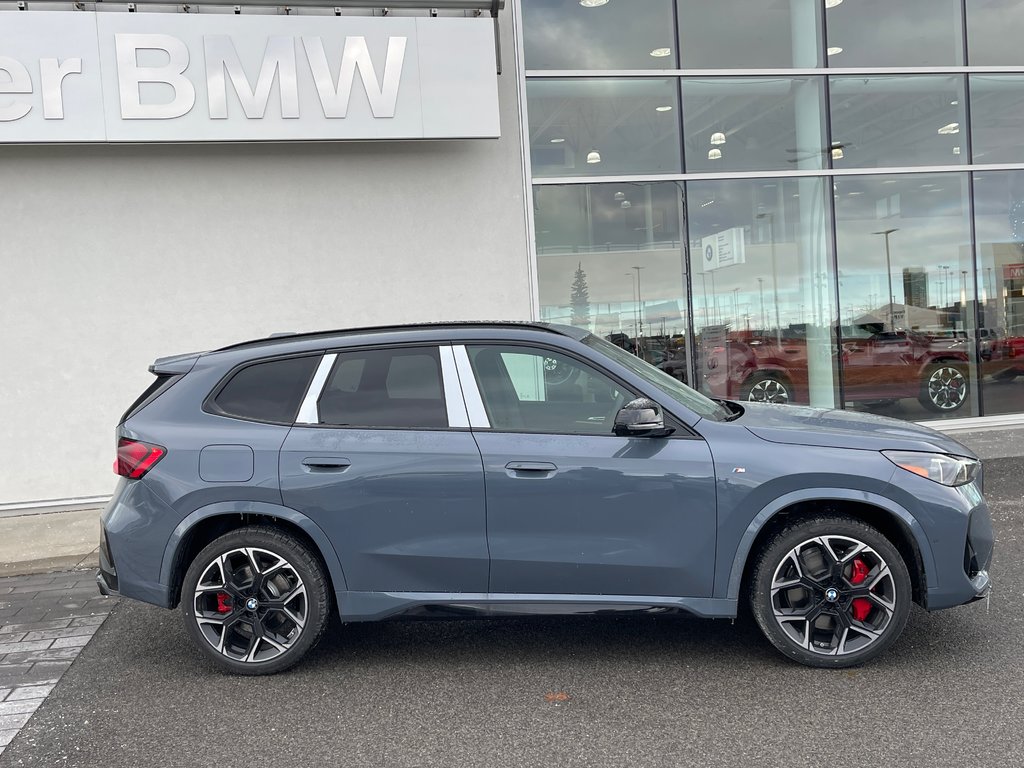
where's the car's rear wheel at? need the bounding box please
[181,526,330,675]
[918,362,969,413]
[748,516,911,668]
[741,372,791,404]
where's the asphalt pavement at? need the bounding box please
[2,458,1022,768]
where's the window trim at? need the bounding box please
[453,341,700,439]
[203,352,324,426]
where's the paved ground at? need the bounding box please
[0,573,115,759]
[0,457,1020,767]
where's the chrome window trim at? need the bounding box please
[439,345,471,429]
[295,353,336,425]
[451,344,491,429]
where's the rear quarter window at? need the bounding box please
[211,356,319,424]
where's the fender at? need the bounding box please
[159,500,348,593]
[724,487,937,601]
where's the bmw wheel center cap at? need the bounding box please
[245,597,259,611]
[825,588,840,603]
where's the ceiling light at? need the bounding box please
[848,191,862,196]
[827,46,843,56]
[920,183,935,188]
[586,150,601,164]
[620,200,632,209]
[953,146,961,155]
[937,122,960,135]
[649,47,672,58]
[831,147,844,160]
[710,132,726,145]
[708,148,722,160]
[950,100,959,106]
[579,0,609,7]
[655,105,673,112]
[549,137,565,143]
[614,191,626,201]
[825,0,843,7]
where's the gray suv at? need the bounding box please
[98,323,993,674]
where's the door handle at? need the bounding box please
[302,458,351,472]
[505,461,558,477]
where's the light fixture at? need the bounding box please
[655,105,673,112]
[579,0,608,7]
[827,46,843,56]
[708,148,722,160]
[614,191,626,201]
[586,150,601,164]
[951,100,959,106]
[937,122,960,135]
[649,47,672,58]
[710,131,726,145]
[848,191,862,196]
[549,137,565,143]
[953,146,961,155]
[831,147,844,160]
[825,0,843,7]
[620,200,632,209]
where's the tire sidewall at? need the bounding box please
[919,361,969,413]
[181,527,329,675]
[742,372,791,404]
[749,516,912,669]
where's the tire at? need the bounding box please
[740,372,791,404]
[918,362,969,413]
[748,515,912,668]
[181,526,330,675]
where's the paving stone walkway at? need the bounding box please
[0,570,116,758]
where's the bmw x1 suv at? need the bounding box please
[98,323,993,674]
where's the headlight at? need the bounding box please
[882,451,980,487]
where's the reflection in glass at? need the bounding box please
[681,78,826,173]
[829,77,966,168]
[521,0,677,70]
[528,79,681,178]
[970,76,1024,164]
[686,178,838,408]
[825,0,963,67]
[676,0,822,69]
[833,174,978,419]
[972,171,1024,415]
[534,183,691,379]
[966,0,1024,65]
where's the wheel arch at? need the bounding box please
[160,501,348,609]
[727,489,934,608]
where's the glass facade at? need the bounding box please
[521,0,1024,422]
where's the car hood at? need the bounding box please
[734,401,976,457]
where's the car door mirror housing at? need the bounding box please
[613,398,674,437]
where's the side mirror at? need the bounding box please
[613,398,674,437]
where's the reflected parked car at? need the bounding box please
[704,325,972,413]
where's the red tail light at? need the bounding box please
[114,438,166,479]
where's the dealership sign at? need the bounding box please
[1005,263,1024,281]
[699,227,746,272]
[0,12,499,142]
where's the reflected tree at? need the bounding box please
[570,262,591,328]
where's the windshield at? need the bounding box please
[582,335,730,422]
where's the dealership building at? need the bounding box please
[2,0,1023,514]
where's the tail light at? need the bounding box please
[114,438,166,479]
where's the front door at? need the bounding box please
[459,343,717,598]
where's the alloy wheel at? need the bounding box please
[770,536,897,657]
[193,547,307,663]
[748,377,790,404]
[927,366,967,410]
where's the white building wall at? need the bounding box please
[0,14,531,506]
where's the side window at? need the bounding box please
[317,347,448,429]
[467,345,636,435]
[212,356,319,424]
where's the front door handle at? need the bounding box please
[302,458,351,472]
[505,461,558,477]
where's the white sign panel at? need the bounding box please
[699,227,746,272]
[0,12,500,143]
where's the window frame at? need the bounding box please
[457,340,699,439]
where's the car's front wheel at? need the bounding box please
[748,516,912,668]
[741,372,792,404]
[919,362,969,413]
[181,526,330,675]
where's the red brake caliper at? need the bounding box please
[216,592,233,613]
[849,558,872,622]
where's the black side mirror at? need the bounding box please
[613,398,674,438]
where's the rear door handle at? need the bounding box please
[505,461,558,477]
[302,458,351,472]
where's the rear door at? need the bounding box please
[279,344,488,593]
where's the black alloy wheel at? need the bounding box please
[749,516,912,668]
[181,526,329,675]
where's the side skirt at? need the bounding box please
[336,591,738,622]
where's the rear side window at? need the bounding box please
[120,374,178,425]
[212,356,319,424]
[317,347,447,429]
